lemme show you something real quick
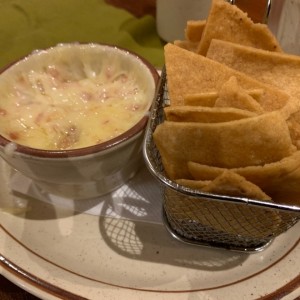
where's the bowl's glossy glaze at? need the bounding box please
[0,43,159,199]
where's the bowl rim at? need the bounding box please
[0,42,160,158]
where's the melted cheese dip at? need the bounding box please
[0,44,155,150]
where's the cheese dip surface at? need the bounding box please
[0,44,155,150]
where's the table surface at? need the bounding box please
[0,0,276,299]
[0,275,40,300]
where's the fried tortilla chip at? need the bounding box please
[166,172,281,239]
[206,39,300,148]
[201,171,271,200]
[176,179,210,189]
[177,171,271,200]
[185,20,206,42]
[184,92,217,107]
[214,76,264,114]
[153,111,296,179]
[206,39,300,101]
[197,0,282,55]
[164,105,256,122]
[183,88,264,106]
[188,151,300,206]
[288,111,300,149]
[164,43,295,118]
[188,163,231,181]
[174,40,198,52]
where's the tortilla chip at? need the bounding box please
[177,171,271,200]
[188,163,228,181]
[165,171,281,239]
[241,89,264,101]
[183,88,264,106]
[188,151,300,206]
[176,178,210,189]
[206,39,300,148]
[215,76,264,114]
[185,20,206,42]
[164,43,295,118]
[164,105,256,122]
[201,171,271,200]
[288,111,300,149]
[174,40,198,52]
[184,92,217,107]
[206,39,300,102]
[153,111,296,179]
[197,0,282,55]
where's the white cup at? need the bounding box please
[269,0,300,55]
[156,0,212,42]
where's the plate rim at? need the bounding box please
[1,221,300,299]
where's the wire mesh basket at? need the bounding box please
[143,67,300,252]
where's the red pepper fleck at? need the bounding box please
[9,131,20,140]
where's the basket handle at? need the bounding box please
[229,0,272,23]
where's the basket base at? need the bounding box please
[162,209,273,253]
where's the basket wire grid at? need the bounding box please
[143,67,300,252]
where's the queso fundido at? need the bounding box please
[0,44,155,150]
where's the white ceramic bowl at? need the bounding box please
[0,43,159,199]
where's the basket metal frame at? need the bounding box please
[143,67,300,252]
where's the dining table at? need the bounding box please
[0,275,40,300]
[0,0,299,299]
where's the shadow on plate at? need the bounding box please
[98,186,250,272]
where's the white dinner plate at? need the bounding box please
[0,159,299,300]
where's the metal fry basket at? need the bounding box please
[143,67,300,252]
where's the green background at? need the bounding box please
[0,0,165,69]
